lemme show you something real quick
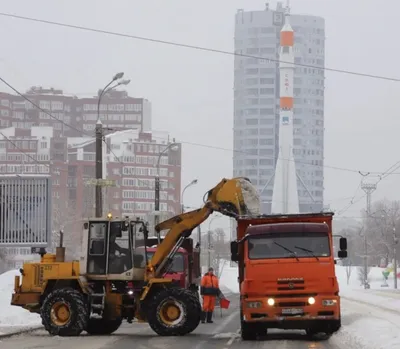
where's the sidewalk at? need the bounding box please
[341,287,400,313]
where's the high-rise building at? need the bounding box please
[233,2,325,214]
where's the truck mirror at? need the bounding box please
[338,250,347,259]
[230,241,239,262]
[339,237,347,251]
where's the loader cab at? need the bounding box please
[80,215,149,279]
[83,218,132,276]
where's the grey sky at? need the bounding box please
[0,0,398,231]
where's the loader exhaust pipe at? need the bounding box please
[55,229,65,262]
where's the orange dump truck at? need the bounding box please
[230,212,347,340]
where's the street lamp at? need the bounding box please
[154,141,179,242]
[95,72,127,218]
[181,179,198,213]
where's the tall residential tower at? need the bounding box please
[233,2,325,214]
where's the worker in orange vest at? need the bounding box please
[200,267,221,323]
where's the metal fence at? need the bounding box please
[0,175,52,247]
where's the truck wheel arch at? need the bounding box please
[42,278,88,299]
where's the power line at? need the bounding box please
[0,74,376,175]
[0,76,94,137]
[335,160,400,216]
[1,75,400,183]
[1,12,400,83]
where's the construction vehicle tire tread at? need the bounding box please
[41,287,89,337]
[85,317,122,335]
[147,287,201,336]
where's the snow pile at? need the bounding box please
[238,178,261,216]
[0,269,41,327]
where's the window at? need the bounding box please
[248,231,330,260]
[145,251,184,272]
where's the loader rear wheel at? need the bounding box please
[41,287,89,337]
[85,317,122,335]
[147,287,201,336]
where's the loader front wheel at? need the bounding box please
[85,317,122,335]
[147,287,201,336]
[41,287,89,336]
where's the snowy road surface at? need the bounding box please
[2,292,395,349]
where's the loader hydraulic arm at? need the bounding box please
[146,177,260,280]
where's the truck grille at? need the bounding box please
[277,278,305,291]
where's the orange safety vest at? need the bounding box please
[200,273,220,296]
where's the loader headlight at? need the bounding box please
[322,299,337,306]
[127,290,134,295]
[247,301,262,308]
[308,297,316,305]
[107,213,112,220]
[267,298,275,306]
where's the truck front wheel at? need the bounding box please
[147,287,201,336]
[240,310,267,341]
[41,287,89,336]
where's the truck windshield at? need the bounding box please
[248,231,330,260]
[146,252,185,272]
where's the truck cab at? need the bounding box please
[230,212,347,340]
[135,236,201,294]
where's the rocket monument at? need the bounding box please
[271,3,300,214]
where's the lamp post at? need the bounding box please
[181,179,198,213]
[95,72,129,218]
[154,141,179,242]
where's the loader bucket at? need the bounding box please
[212,177,261,217]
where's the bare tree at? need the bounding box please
[345,259,353,285]
[364,199,400,266]
[357,265,371,285]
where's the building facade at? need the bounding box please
[0,126,181,266]
[233,2,325,213]
[0,86,152,137]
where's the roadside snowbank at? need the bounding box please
[0,270,41,327]
[331,298,400,349]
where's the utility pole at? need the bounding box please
[154,141,178,242]
[95,72,126,218]
[95,120,103,217]
[361,181,377,286]
[393,226,398,289]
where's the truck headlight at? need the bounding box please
[247,301,262,308]
[267,298,275,306]
[322,299,337,306]
[308,297,316,305]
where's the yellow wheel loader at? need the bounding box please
[10,177,260,337]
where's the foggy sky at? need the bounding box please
[0,0,398,231]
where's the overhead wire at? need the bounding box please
[0,12,399,82]
[0,74,390,177]
[335,160,400,216]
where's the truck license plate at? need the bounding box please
[282,308,303,315]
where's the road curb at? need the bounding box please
[0,325,42,339]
